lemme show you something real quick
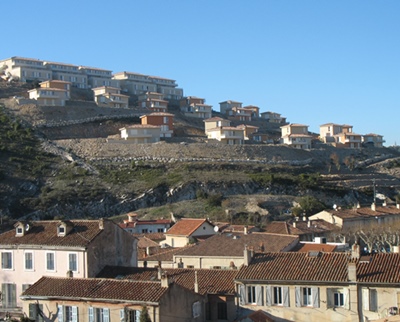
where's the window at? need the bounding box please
[1,283,16,308]
[217,302,228,320]
[192,301,201,318]
[273,287,283,305]
[46,252,55,271]
[157,228,164,232]
[1,251,13,269]
[29,303,44,322]
[266,286,289,307]
[89,307,110,322]
[58,305,78,322]
[126,310,140,322]
[69,253,77,272]
[295,287,319,308]
[25,252,33,270]
[141,229,148,233]
[244,285,263,305]
[334,291,344,307]
[17,227,23,235]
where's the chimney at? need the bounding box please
[293,222,296,228]
[244,226,248,235]
[303,215,307,221]
[128,214,136,222]
[383,200,387,207]
[307,220,311,228]
[99,218,105,230]
[244,246,253,266]
[393,246,400,254]
[357,202,360,209]
[348,262,357,282]
[66,270,73,278]
[146,247,151,256]
[157,261,163,279]
[351,243,360,260]
[160,272,171,288]
[194,271,199,293]
[397,203,400,209]
[371,203,376,211]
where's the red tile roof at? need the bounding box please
[139,246,191,262]
[165,218,212,236]
[320,206,400,220]
[21,276,168,303]
[236,252,349,283]
[264,220,338,236]
[293,243,337,253]
[236,252,400,285]
[175,232,298,257]
[97,266,238,296]
[0,220,105,248]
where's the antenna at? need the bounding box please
[25,224,30,231]
[213,226,219,232]
[333,204,337,210]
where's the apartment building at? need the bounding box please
[180,96,212,119]
[219,100,242,114]
[28,80,71,106]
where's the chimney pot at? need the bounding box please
[371,203,376,211]
[66,270,73,278]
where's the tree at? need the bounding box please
[292,196,325,217]
[140,306,151,322]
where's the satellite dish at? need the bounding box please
[214,226,219,232]
[25,224,30,231]
[333,204,337,210]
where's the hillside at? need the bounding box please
[1,81,400,223]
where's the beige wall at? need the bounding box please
[204,119,230,132]
[237,283,359,322]
[173,255,243,269]
[120,127,161,143]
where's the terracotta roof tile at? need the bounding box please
[357,253,400,284]
[0,220,105,248]
[137,236,160,248]
[21,276,167,302]
[132,232,166,241]
[293,243,337,253]
[165,218,211,236]
[139,246,191,262]
[175,232,298,257]
[236,252,349,282]
[236,309,275,322]
[97,266,238,296]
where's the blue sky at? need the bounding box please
[4,0,400,146]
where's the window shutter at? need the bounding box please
[312,287,320,308]
[283,287,290,307]
[344,288,350,310]
[256,286,263,306]
[326,289,333,308]
[370,289,378,312]
[72,306,78,322]
[10,284,16,307]
[29,303,37,319]
[266,285,272,306]
[295,287,301,307]
[58,305,63,322]
[103,308,110,322]
[239,284,246,305]
[135,310,140,321]
[362,288,370,311]
[88,307,94,322]
[120,309,125,322]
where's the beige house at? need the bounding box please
[363,133,385,147]
[203,117,231,132]
[21,275,205,322]
[79,66,119,88]
[43,61,87,89]
[28,80,71,106]
[0,56,51,83]
[113,72,183,100]
[219,100,243,114]
[237,124,259,141]
[235,250,400,322]
[119,124,161,143]
[172,232,299,269]
[227,107,253,122]
[92,86,129,108]
[137,91,168,112]
[320,123,362,148]
[0,219,137,318]
[242,105,260,118]
[164,218,216,248]
[180,96,212,119]
[309,203,400,231]
[98,266,239,322]
[206,126,245,145]
[280,123,312,149]
[260,111,286,124]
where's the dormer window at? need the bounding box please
[16,227,23,235]
[58,226,66,236]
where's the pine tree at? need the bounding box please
[139,306,151,322]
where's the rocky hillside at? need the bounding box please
[1,81,400,223]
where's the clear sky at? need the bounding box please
[3,0,400,146]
